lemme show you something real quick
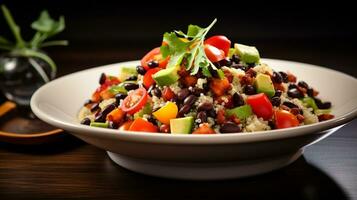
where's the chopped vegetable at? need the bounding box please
[120,88,148,115]
[246,93,273,120]
[153,102,178,125]
[274,110,299,129]
[128,118,158,132]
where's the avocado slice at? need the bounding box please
[254,73,275,97]
[226,105,252,120]
[152,67,179,86]
[234,43,260,64]
[170,116,194,134]
[118,65,138,82]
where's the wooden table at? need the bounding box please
[0,45,356,199]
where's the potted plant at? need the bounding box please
[0,5,67,106]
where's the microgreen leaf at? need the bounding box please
[160,19,218,77]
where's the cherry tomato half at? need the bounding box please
[246,93,273,120]
[141,47,169,70]
[120,88,148,115]
[274,110,299,129]
[143,68,161,89]
[128,118,158,132]
[204,44,225,63]
[204,35,231,56]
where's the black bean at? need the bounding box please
[83,99,92,106]
[279,71,289,83]
[125,75,137,81]
[287,88,304,98]
[147,60,159,68]
[124,83,139,91]
[272,71,283,84]
[108,121,118,129]
[273,90,282,97]
[94,113,106,122]
[197,111,207,123]
[270,97,281,107]
[208,65,219,78]
[220,122,241,133]
[153,87,162,98]
[102,104,116,116]
[177,88,190,101]
[247,63,256,68]
[90,103,100,112]
[244,85,256,95]
[202,83,210,92]
[219,58,232,67]
[298,81,309,89]
[197,102,213,111]
[99,73,106,85]
[213,61,221,68]
[136,65,146,75]
[147,116,158,126]
[232,93,245,107]
[282,101,299,109]
[115,93,127,106]
[288,84,297,90]
[191,87,205,96]
[183,95,197,106]
[231,63,246,71]
[307,88,314,97]
[268,120,275,129]
[315,98,332,109]
[80,117,91,125]
[178,104,191,117]
[207,109,216,118]
[231,55,240,63]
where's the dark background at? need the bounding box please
[0,0,356,77]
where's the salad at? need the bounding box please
[78,19,333,134]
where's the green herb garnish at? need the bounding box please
[160,19,218,77]
[0,5,68,74]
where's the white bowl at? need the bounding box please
[31,59,357,180]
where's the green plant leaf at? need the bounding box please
[31,10,65,37]
[1,5,25,48]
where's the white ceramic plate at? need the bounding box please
[31,59,357,180]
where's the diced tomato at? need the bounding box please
[204,44,225,63]
[274,110,299,129]
[192,123,216,134]
[141,47,169,70]
[91,76,120,102]
[121,88,148,115]
[162,87,175,101]
[216,109,226,124]
[246,93,273,120]
[215,95,233,108]
[128,118,158,132]
[143,68,161,89]
[204,35,231,56]
[210,77,230,96]
[182,75,198,87]
[119,120,133,131]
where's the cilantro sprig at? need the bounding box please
[160,19,218,77]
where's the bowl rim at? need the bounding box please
[30,59,357,145]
